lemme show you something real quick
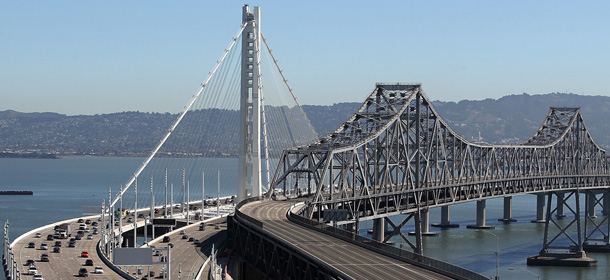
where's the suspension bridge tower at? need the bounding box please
[237,5,262,203]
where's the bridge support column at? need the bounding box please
[602,192,610,216]
[587,192,597,218]
[431,206,459,228]
[410,209,439,236]
[531,194,546,223]
[467,200,495,229]
[528,191,597,266]
[556,192,566,219]
[498,196,517,223]
[372,218,385,242]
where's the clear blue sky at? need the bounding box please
[1,1,609,115]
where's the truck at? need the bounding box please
[55,223,72,239]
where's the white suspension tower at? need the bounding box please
[237,5,262,204]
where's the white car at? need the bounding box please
[34,233,41,238]
[39,243,48,250]
[94,266,104,274]
[87,234,93,240]
[33,274,44,280]
[28,266,38,275]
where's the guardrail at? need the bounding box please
[287,205,488,280]
[234,196,264,228]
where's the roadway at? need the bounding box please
[240,200,453,280]
[134,217,227,280]
[13,216,122,279]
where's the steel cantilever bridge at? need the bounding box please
[258,83,610,268]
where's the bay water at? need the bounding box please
[1,156,609,280]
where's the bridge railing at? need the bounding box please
[288,204,488,280]
[234,196,264,228]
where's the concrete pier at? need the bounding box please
[602,192,610,216]
[431,206,459,228]
[498,196,517,222]
[410,209,439,236]
[531,194,546,223]
[467,200,495,229]
[587,192,597,218]
[372,217,386,242]
[556,192,566,218]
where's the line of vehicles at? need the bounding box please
[24,219,104,278]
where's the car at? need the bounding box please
[33,273,44,280]
[84,259,93,266]
[163,236,170,242]
[79,224,86,230]
[215,225,220,229]
[148,271,155,277]
[127,217,133,222]
[75,234,82,240]
[194,239,200,245]
[138,213,145,218]
[40,243,48,250]
[28,265,38,275]
[179,230,186,235]
[84,228,90,232]
[78,219,84,223]
[35,233,42,238]
[199,223,206,231]
[94,266,103,274]
[53,247,61,253]
[54,241,62,247]
[92,229,99,235]
[181,234,188,239]
[77,230,84,235]
[78,268,88,277]
[28,242,36,248]
[54,225,60,231]
[69,241,75,247]
[188,237,194,242]
[92,226,98,230]
[81,251,89,258]
[91,222,98,226]
[46,234,54,241]
[26,259,36,266]
[85,219,91,224]
[40,254,49,262]
[87,234,93,240]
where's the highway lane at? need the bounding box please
[240,200,452,280]
[14,216,122,279]
[129,217,227,279]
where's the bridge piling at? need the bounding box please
[431,205,459,228]
[587,192,597,218]
[603,192,610,216]
[467,200,495,229]
[556,192,566,218]
[372,217,386,242]
[498,196,517,223]
[531,194,546,223]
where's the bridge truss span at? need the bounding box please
[268,83,610,254]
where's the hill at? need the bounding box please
[1,92,610,156]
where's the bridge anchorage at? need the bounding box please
[268,83,610,267]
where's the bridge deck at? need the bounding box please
[240,200,452,280]
[13,217,121,280]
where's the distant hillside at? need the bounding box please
[1,92,610,156]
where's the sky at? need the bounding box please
[1,1,609,115]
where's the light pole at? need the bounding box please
[478,230,499,280]
[509,267,539,280]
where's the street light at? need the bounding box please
[477,230,499,280]
[509,267,540,280]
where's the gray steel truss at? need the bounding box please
[268,83,610,253]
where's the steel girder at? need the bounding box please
[268,83,610,224]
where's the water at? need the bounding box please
[2,157,610,280]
